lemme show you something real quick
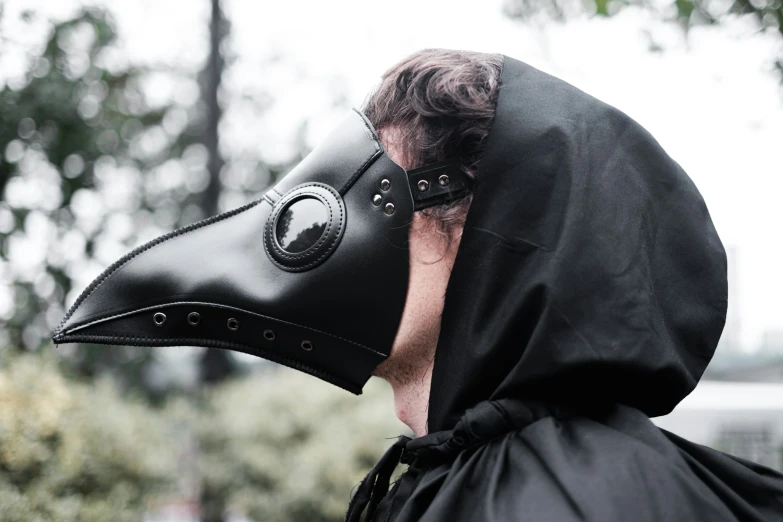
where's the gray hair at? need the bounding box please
[363,49,503,237]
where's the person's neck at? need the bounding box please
[387,362,434,438]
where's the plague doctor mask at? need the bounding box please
[52,110,473,393]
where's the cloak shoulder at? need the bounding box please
[391,405,783,522]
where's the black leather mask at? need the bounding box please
[52,109,473,393]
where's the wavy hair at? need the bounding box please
[363,49,503,237]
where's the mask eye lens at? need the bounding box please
[275,197,328,253]
[265,183,345,272]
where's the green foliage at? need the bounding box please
[0,355,177,521]
[0,7,231,398]
[503,0,783,77]
[188,370,407,522]
[0,8,203,386]
[0,7,300,396]
[0,353,407,522]
[595,0,611,16]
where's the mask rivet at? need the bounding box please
[438,174,450,186]
[301,340,313,351]
[384,202,395,215]
[417,180,429,192]
[263,329,276,341]
[188,312,200,325]
[372,194,382,206]
[227,318,240,331]
[380,179,391,191]
[153,312,166,326]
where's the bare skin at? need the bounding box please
[371,133,464,437]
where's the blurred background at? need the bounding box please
[0,0,781,520]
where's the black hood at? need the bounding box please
[347,56,779,522]
[427,56,728,433]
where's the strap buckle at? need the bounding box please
[407,158,474,211]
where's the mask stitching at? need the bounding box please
[337,109,383,195]
[54,198,265,337]
[59,300,385,356]
[52,333,364,393]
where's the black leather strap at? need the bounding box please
[407,158,474,210]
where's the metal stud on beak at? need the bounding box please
[417,180,429,192]
[153,312,166,326]
[438,174,450,186]
[372,194,382,206]
[380,179,391,191]
[227,318,239,331]
[384,202,395,215]
[187,312,200,325]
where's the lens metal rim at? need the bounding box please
[264,183,346,272]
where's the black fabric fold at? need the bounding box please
[345,435,411,522]
[358,399,783,522]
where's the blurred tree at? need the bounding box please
[195,2,238,520]
[197,0,238,388]
[0,3,303,399]
[0,354,406,522]
[0,7,207,395]
[0,355,177,521]
[503,0,783,79]
[183,370,407,522]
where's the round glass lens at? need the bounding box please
[275,197,328,253]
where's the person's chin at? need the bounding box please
[371,345,402,380]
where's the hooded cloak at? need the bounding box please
[345,56,783,522]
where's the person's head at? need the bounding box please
[364,49,503,387]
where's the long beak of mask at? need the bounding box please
[52,109,472,393]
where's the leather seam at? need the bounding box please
[352,107,383,150]
[61,300,385,357]
[338,148,382,196]
[339,109,383,195]
[54,198,266,337]
[54,333,362,393]
[408,163,451,176]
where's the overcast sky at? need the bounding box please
[3,0,782,351]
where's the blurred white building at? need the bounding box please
[761,330,783,355]
[653,381,783,471]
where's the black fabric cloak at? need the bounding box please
[345,56,783,522]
